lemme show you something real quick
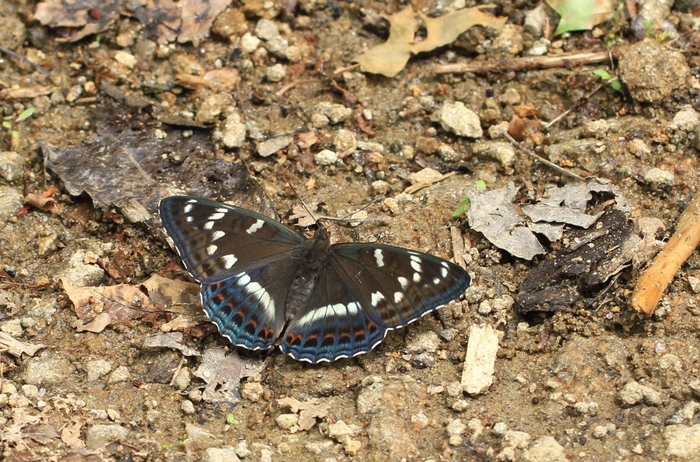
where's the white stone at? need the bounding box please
[314,149,338,166]
[114,51,137,69]
[461,324,499,395]
[432,101,483,138]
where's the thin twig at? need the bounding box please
[543,81,607,129]
[275,78,320,97]
[501,131,585,182]
[433,49,625,75]
[0,46,50,76]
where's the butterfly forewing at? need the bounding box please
[281,244,471,363]
[159,197,305,284]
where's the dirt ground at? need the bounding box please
[3,0,700,461]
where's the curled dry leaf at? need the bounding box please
[410,5,507,54]
[354,7,416,78]
[276,397,330,433]
[355,6,506,77]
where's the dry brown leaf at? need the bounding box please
[61,277,156,324]
[0,332,46,357]
[410,5,507,54]
[277,397,330,432]
[73,312,112,333]
[354,7,416,78]
[61,417,86,449]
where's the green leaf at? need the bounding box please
[11,130,19,138]
[609,80,621,91]
[547,0,615,36]
[16,107,36,122]
[593,69,613,80]
[452,197,470,217]
[476,180,487,190]
[2,121,12,130]
[226,413,240,425]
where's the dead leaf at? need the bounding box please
[160,314,202,332]
[1,85,56,99]
[354,7,416,78]
[193,348,267,403]
[0,332,46,357]
[61,417,86,449]
[4,408,43,445]
[547,0,616,36]
[140,274,200,313]
[143,332,201,357]
[73,312,111,333]
[178,0,232,46]
[23,423,60,444]
[467,182,545,260]
[61,277,156,324]
[410,5,507,54]
[277,397,330,432]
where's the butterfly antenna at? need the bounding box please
[325,194,384,231]
[287,181,321,226]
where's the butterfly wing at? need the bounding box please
[159,196,305,284]
[281,244,471,363]
[160,196,306,351]
[201,261,301,350]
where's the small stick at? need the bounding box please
[433,49,624,75]
[630,189,700,315]
[0,45,50,76]
[500,131,585,182]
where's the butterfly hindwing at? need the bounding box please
[280,259,388,363]
[159,196,305,284]
[201,260,300,351]
[281,244,471,363]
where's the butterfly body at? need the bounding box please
[159,196,471,363]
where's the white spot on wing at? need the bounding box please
[186,216,193,223]
[394,292,404,303]
[371,291,385,307]
[186,199,197,204]
[209,212,225,220]
[204,221,214,230]
[441,266,448,278]
[398,277,409,289]
[235,273,275,321]
[374,249,384,267]
[206,244,217,256]
[222,254,237,269]
[433,277,440,285]
[247,219,265,235]
[413,272,421,283]
[236,272,251,286]
[296,302,361,327]
[184,204,193,213]
[410,256,422,273]
[212,230,225,241]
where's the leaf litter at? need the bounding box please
[355,5,506,77]
[547,0,617,36]
[276,397,331,433]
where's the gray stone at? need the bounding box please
[275,413,298,430]
[665,424,700,459]
[0,151,26,182]
[446,418,466,446]
[266,64,286,83]
[23,355,75,386]
[522,436,568,462]
[0,186,23,222]
[257,135,293,157]
[86,359,112,381]
[472,141,515,169]
[254,19,280,41]
[61,250,105,287]
[85,424,130,450]
[203,448,241,462]
[181,399,196,415]
[314,102,352,125]
[240,33,260,53]
[672,107,699,131]
[619,39,689,103]
[405,331,440,354]
[332,129,358,157]
[432,102,482,138]
[619,380,663,406]
[108,366,131,383]
[265,36,288,59]
[219,112,246,148]
[240,381,264,402]
[503,430,531,449]
[314,149,338,166]
[643,167,675,189]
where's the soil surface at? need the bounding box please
[2,0,700,461]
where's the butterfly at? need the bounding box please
[159,196,471,363]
